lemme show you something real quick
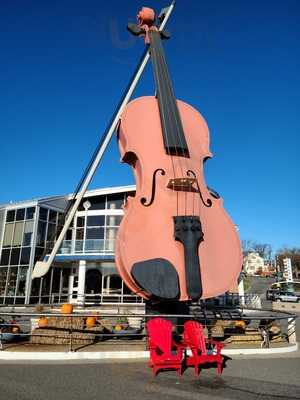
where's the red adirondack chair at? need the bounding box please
[183,320,224,375]
[146,318,184,376]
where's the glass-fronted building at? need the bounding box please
[0,185,138,305]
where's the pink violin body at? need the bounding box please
[116,96,242,301]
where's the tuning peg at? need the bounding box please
[127,23,144,36]
[160,30,171,40]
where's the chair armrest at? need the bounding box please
[208,338,224,351]
[172,340,186,357]
[172,340,186,350]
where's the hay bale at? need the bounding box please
[31,326,95,345]
[216,320,235,328]
[211,326,224,338]
[224,334,262,343]
[47,317,84,330]
[71,332,94,345]
[245,328,260,335]
[31,328,70,345]
[85,325,105,341]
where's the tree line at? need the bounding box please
[242,240,300,270]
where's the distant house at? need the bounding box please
[243,252,264,275]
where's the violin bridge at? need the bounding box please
[167,178,198,192]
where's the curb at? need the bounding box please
[0,343,297,361]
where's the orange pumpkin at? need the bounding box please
[235,320,246,330]
[61,303,73,314]
[86,317,96,328]
[38,317,48,328]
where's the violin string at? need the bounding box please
[149,31,178,215]
[152,30,180,216]
[160,48,193,218]
[157,33,189,216]
[192,180,195,216]
[159,43,194,218]
[155,32,183,217]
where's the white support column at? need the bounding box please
[288,318,297,344]
[77,260,86,305]
[101,274,104,303]
[68,274,74,303]
[238,279,245,306]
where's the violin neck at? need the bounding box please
[149,30,189,158]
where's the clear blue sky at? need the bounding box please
[0,0,299,252]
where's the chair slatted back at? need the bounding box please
[184,320,207,355]
[146,318,173,356]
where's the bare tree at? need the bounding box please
[241,240,272,260]
[252,243,272,261]
[241,239,255,256]
[276,247,300,273]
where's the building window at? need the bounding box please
[20,247,31,265]
[76,228,84,240]
[23,221,34,246]
[87,215,105,227]
[10,248,21,266]
[34,247,44,263]
[49,210,57,223]
[80,197,105,211]
[16,266,27,297]
[6,210,15,222]
[77,216,85,227]
[86,227,104,240]
[107,194,124,210]
[39,207,48,221]
[109,275,122,292]
[0,268,8,296]
[16,208,25,221]
[37,221,47,246]
[12,222,24,247]
[0,249,10,266]
[6,267,18,297]
[106,215,122,226]
[26,207,35,220]
[46,223,56,242]
[3,224,13,247]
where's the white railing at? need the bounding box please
[46,239,115,255]
[28,292,144,306]
[209,293,262,308]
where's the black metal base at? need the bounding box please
[145,300,297,324]
[145,300,189,333]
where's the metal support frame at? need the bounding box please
[32,2,175,280]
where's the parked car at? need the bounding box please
[267,290,300,303]
[274,292,300,303]
[266,289,280,301]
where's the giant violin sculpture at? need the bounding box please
[115,7,242,302]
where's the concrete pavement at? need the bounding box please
[0,356,299,400]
